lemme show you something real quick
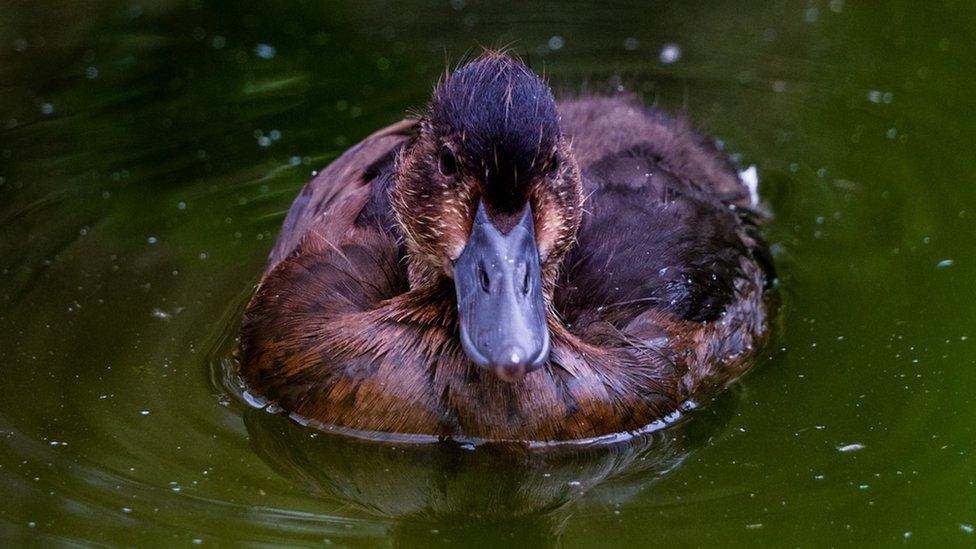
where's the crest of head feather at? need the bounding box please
[428,52,560,213]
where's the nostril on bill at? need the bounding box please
[478,263,490,292]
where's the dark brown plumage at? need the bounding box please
[239,52,774,442]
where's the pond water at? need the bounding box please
[2,0,976,545]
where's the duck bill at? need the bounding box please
[453,202,550,382]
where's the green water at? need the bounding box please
[2,0,976,545]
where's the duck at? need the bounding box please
[239,51,775,443]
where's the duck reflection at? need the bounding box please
[241,389,739,544]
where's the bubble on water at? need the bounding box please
[177,201,186,210]
[548,36,565,51]
[659,43,682,64]
[804,7,819,23]
[837,443,865,453]
[254,43,276,60]
[257,136,271,147]
[147,236,158,245]
[961,524,974,534]
[139,410,150,416]
[937,259,954,269]
[269,129,281,141]
[85,66,99,79]
[13,38,28,52]
[624,37,639,51]
[886,128,898,140]
[121,507,132,513]
[40,103,54,115]
[152,308,171,320]
[212,35,226,49]
[867,90,882,103]
[830,0,845,13]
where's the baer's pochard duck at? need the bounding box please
[239,52,775,442]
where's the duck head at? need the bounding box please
[392,53,583,382]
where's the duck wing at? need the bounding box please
[266,118,417,271]
[554,96,771,335]
[242,120,425,417]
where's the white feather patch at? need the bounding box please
[738,165,759,207]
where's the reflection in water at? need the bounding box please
[241,391,738,545]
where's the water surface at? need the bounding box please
[2,0,976,545]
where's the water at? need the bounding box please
[2,0,975,545]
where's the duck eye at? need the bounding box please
[438,145,457,176]
[547,155,560,175]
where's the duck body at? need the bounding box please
[240,54,773,442]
